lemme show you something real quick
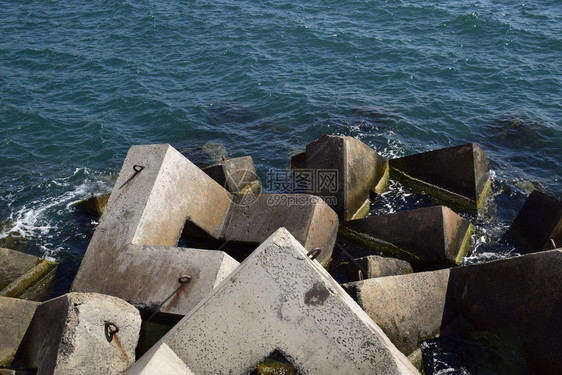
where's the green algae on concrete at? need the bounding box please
[74,192,111,218]
[389,143,492,214]
[339,225,422,264]
[0,248,58,300]
[341,206,474,266]
[390,168,491,214]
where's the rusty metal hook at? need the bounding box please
[105,322,119,342]
[133,164,144,174]
[147,274,194,321]
[307,247,321,260]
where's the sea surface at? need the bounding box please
[1,0,561,372]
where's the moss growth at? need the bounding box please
[455,223,474,264]
[255,358,296,375]
[349,198,371,221]
[390,168,490,214]
[74,193,110,218]
[339,225,422,264]
[1,258,58,299]
[372,165,390,194]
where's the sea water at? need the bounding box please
[1,0,560,371]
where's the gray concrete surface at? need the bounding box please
[136,228,419,375]
[19,292,141,375]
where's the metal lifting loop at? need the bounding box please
[178,275,193,285]
[307,247,321,260]
[133,164,144,174]
[105,322,119,338]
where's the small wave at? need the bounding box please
[0,169,114,258]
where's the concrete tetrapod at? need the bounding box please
[0,297,39,367]
[202,155,261,194]
[292,135,389,221]
[508,190,562,252]
[223,193,338,266]
[71,144,239,315]
[341,206,473,265]
[128,228,419,375]
[389,143,491,213]
[342,250,562,374]
[16,292,141,375]
[73,144,338,314]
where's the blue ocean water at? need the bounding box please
[0,0,560,369]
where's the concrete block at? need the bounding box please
[389,143,491,213]
[72,144,239,315]
[74,245,239,313]
[202,156,261,194]
[19,292,141,375]
[133,228,419,375]
[342,269,451,356]
[0,297,39,367]
[73,193,111,218]
[343,250,562,374]
[337,255,413,281]
[126,343,195,375]
[295,135,389,221]
[341,206,473,264]
[0,248,57,299]
[223,194,338,266]
[508,190,562,252]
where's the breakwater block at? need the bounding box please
[223,194,338,266]
[202,155,261,194]
[335,255,413,281]
[292,135,389,221]
[129,228,419,375]
[74,244,238,314]
[343,250,562,374]
[508,190,562,252]
[16,292,141,374]
[342,269,451,356]
[127,342,195,375]
[0,297,39,367]
[71,144,239,315]
[74,192,111,218]
[389,143,491,213]
[341,206,473,265]
[0,247,57,300]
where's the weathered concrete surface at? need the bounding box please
[126,343,195,375]
[344,250,562,374]
[295,135,389,221]
[389,143,491,213]
[341,206,473,264]
[18,292,141,375]
[135,228,419,375]
[72,144,239,315]
[508,190,562,252]
[0,248,57,299]
[337,255,413,281]
[75,245,239,313]
[202,155,261,194]
[0,297,39,367]
[343,269,451,356]
[223,194,338,266]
